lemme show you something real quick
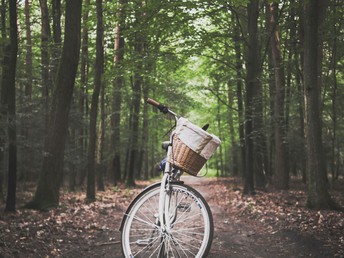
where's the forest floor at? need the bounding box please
[0,176,343,258]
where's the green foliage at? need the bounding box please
[2,0,343,188]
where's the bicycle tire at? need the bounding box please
[120,182,214,258]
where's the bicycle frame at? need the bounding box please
[158,109,178,238]
[145,98,184,254]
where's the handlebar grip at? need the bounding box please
[146,98,169,114]
[147,98,161,108]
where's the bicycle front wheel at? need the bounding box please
[120,183,213,258]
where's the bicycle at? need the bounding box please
[119,98,221,257]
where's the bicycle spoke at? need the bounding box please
[128,213,159,230]
[172,210,203,227]
[121,184,213,258]
[170,233,198,257]
[130,235,161,257]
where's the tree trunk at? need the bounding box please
[141,78,149,179]
[22,0,33,182]
[76,0,90,187]
[51,0,62,80]
[2,0,18,212]
[268,2,288,189]
[27,0,82,210]
[127,72,142,186]
[330,3,338,185]
[253,77,266,189]
[233,14,245,178]
[110,0,126,185]
[127,16,143,185]
[24,0,32,105]
[285,2,296,178]
[0,0,6,200]
[87,0,104,201]
[227,81,237,175]
[217,99,224,176]
[39,0,51,135]
[97,76,105,191]
[244,0,259,195]
[303,0,335,209]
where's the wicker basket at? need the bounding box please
[167,118,221,176]
[168,136,207,176]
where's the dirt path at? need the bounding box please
[185,177,336,258]
[1,177,342,257]
[87,176,338,258]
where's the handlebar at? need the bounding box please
[146,98,169,114]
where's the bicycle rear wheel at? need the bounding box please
[120,183,213,258]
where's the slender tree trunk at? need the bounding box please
[3,0,18,212]
[244,0,259,195]
[217,99,224,176]
[127,11,143,185]
[330,3,338,185]
[268,2,288,189]
[142,42,154,180]
[303,0,335,209]
[87,0,104,200]
[110,0,126,185]
[297,1,307,183]
[141,79,149,179]
[285,2,296,177]
[227,81,237,175]
[254,77,266,189]
[51,0,62,80]
[22,0,33,182]
[97,80,105,191]
[127,71,142,186]
[39,0,51,134]
[295,54,306,182]
[233,14,245,178]
[27,0,82,210]
[0,0,6,200]
[24,0,32,107]
[76,0,90,187]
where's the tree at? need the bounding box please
[126,2,144,186]
[110,0,126,185]
[244,0,259,195]
[0,0,7,201]
[268,2,288,189]
[21,0,34,181]
[27,0,82,209]
[39,0,51,133]
[75,0,90,188]
[233,13,245,177]
[51,0,62,80]
[87,0,104,200]
[0,0,18,212]
[303,0,335,209]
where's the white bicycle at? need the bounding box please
[120,98,221,257]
